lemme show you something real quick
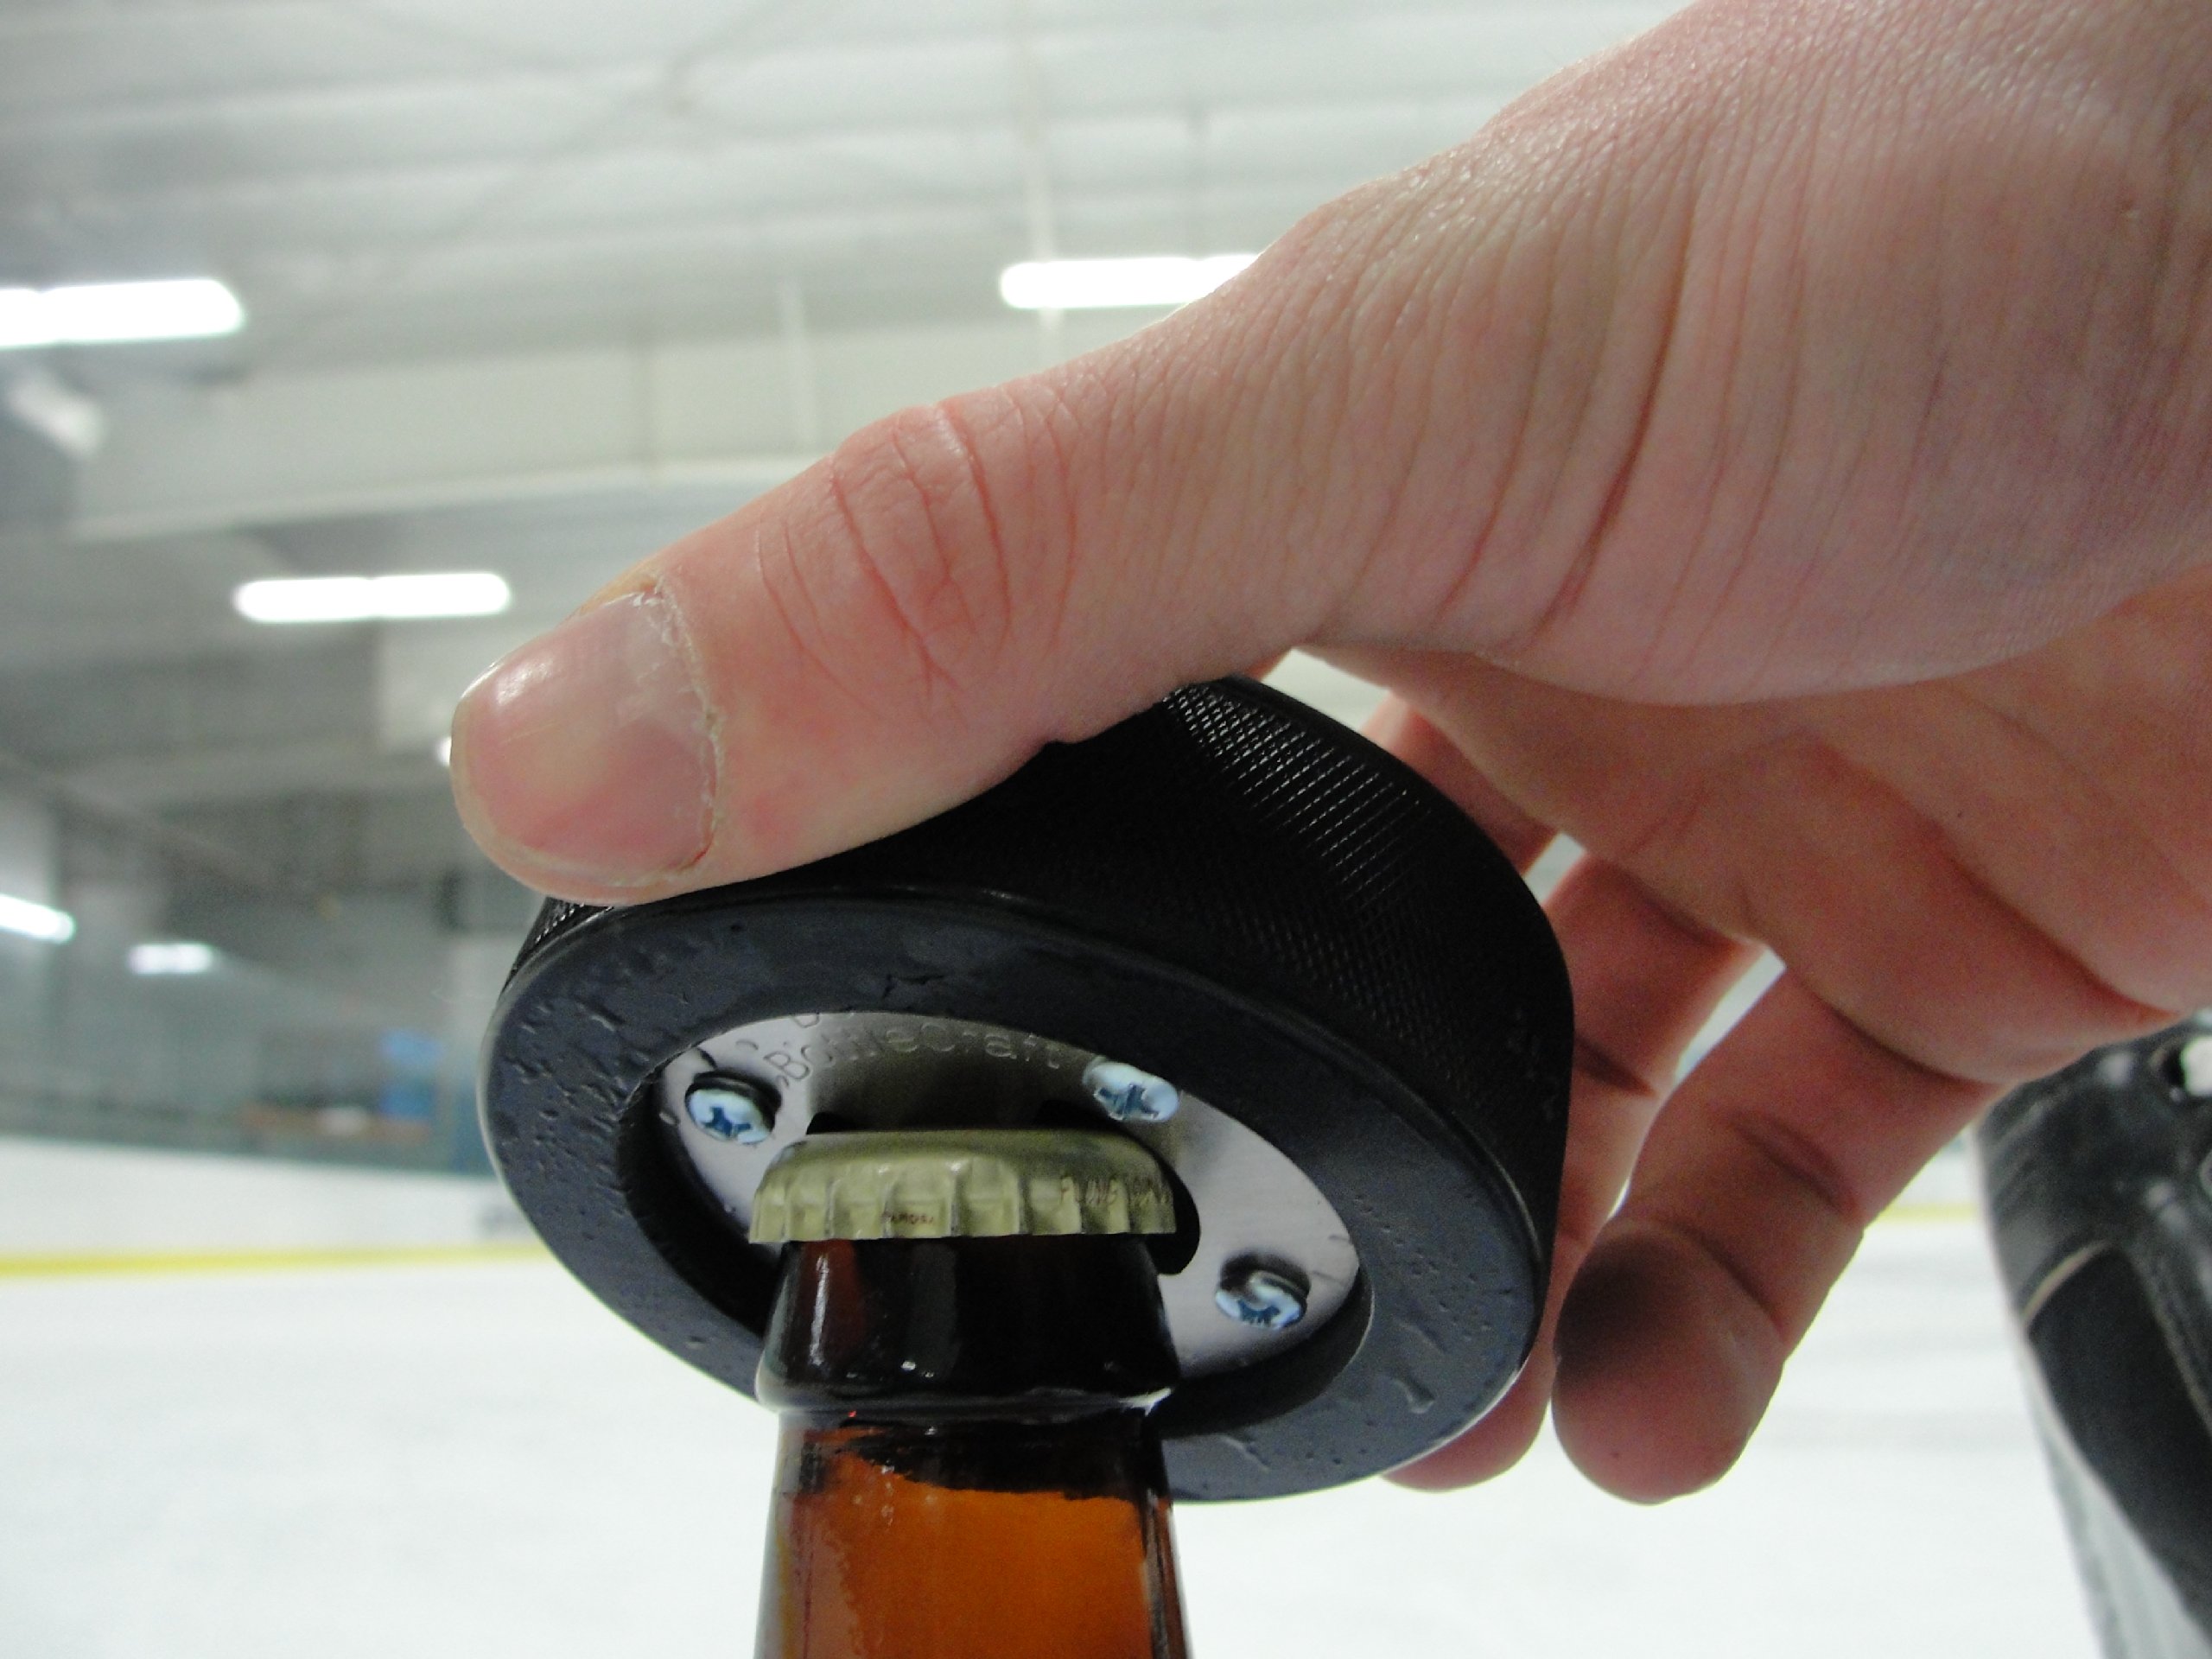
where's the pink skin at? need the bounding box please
[452,592,715,890]
[453,0,2212,1500]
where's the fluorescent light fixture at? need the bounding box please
[1000,254,1257,311]
[129,940,218,976]
[234,572,512,625]
[0,893,75,944]
[0,278,245,350]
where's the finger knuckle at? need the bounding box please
[795,392,1044,716]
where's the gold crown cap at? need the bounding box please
[747,1128,1178,1244]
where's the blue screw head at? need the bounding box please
[1215,1266,1308,1330]
[1082,1058,1180,1124]
[684,1075,776,1145]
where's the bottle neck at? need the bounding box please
[754,1236,1188,1659]
[757,1234,1180,1415]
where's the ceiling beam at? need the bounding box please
[69,308,1149,541]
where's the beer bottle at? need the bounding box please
[749,1129,1189,1659]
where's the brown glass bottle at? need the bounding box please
[754,1233,1189,1659]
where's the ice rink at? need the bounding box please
[0,1141,2097,1658]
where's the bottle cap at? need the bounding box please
[748,1128,1177,1243]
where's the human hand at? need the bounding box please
[1337,569,2212,1495]
[449,0,2212,1498]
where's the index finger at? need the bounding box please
[1550,972,1997,1501]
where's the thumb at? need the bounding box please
[447,338,1335,904]
[446,36,1704,903]
[445,214,1593,901]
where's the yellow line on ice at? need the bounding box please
[0,1203,1981,1281]
[0,1241,548,1280]
[1878,1200,1980,1224]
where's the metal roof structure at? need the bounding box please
[0,0,1677,1163]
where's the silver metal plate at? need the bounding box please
[658,1012,1361,1379]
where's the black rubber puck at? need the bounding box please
[483,677,1572,1499]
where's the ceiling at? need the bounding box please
[1,0,1682,799]
[5,0,1675,366]
[0,0,1687,1154]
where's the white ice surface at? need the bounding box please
[0,1140,522,1254]
[0,1214,2094,1658]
